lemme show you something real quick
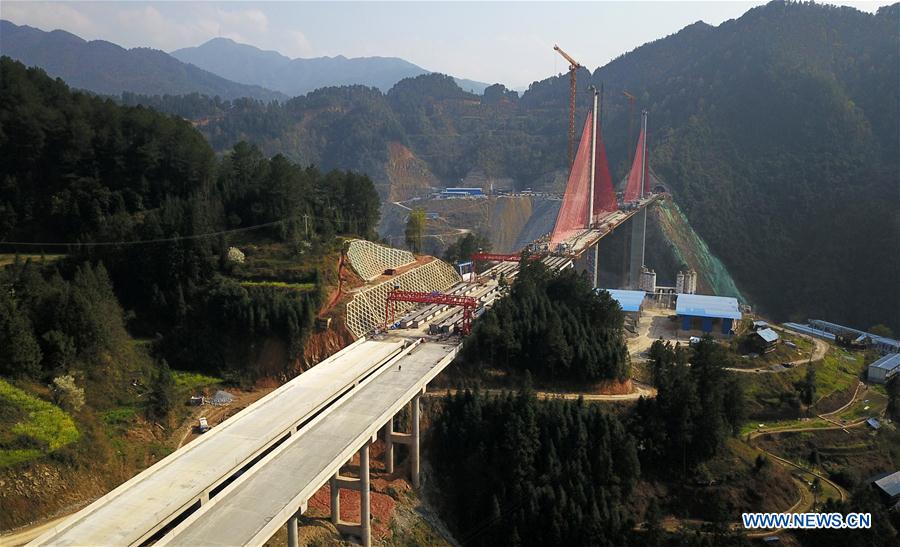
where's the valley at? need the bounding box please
[0,1,897,546]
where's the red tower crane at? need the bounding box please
[385,289,477,335]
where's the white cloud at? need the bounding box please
[216,7,268,33]
[284,30,313,58]
[2,2,98,37]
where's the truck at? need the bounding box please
[198,417,210,433]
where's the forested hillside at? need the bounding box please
[123,1,897,332]
[461,260,630,383]
[0,56,379,378]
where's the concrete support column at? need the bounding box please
[359,443,371,547]
[593,242,600,289]
[411,394,421,488]
[287,514,299,547]
[329,473,340,525]
[628,208,647,289]
[384,418,394,474]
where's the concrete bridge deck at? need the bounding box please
[29,338,412,546]
[562,194,660,257]
[157,341,460,546]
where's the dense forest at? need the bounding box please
[0,57,380,380]
[461,259,630,383]
[430,390,639,546]
[431,335,757,546]
[631,339,745,474]
[116,1,899,333]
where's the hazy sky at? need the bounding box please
[3,1,893,88]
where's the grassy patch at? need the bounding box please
[0,379,79,468]
[740,346,863,420]
[0,254,65,268]
[172,371,222,392]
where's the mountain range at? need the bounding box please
[171,37,490,95]
[0,2,897,332]
[122,1,898,332]
[0,20,286,101]
[0,21,489,100]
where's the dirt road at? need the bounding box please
[726,331,829,374]
[423,383,657,402]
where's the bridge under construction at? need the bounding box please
[29,88,662,547]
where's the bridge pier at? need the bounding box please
[287,514,298,547]
[411,392,421,488]
[384,417,394,474]
[628,207,647,289]
[386,391,422,488]
[331,442,372,547]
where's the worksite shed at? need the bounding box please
[676,294,741,334]
[750,328,780,353]
[867,353,900,384]
[600,289,646,318]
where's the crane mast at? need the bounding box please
[553,45,583,168]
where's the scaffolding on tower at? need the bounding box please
[623,110,649,203]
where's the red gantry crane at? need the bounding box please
[385,289,477,335]
[554,44,583,168]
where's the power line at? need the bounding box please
[0,212,349,248]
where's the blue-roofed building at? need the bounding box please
[599,289,646,318]
[438,187,485,198]
[675,294,742,335]
[867,353,900,384]
[750,327,780,353]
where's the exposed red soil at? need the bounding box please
[593,378,634,395]
[305,439,412,542]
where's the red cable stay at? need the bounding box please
[385,289,478,335]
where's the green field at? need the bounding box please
[172,371,223,392]
[0,379,79,468]
[741,347,865,419]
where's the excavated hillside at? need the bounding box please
[378,195,562,256]
[385,142,438,202]
[654,199,744,299]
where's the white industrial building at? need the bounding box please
[867,353,900,384]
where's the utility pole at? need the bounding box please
[303,214,309,239]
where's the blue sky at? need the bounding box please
[3,1,893,88]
